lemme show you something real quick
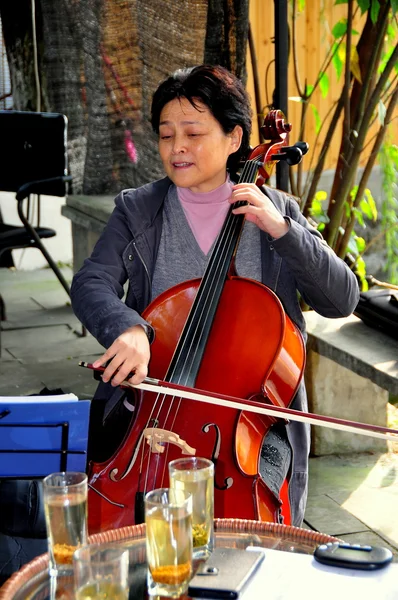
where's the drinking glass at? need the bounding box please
[43,471,88,574]
[73,544,129,600]
[169,456,214,558]
[144,488,193,598]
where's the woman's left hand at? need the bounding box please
[230,183,289,239]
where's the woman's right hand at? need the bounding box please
[92,325,151,387]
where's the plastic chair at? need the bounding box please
[0,111,87,343]
[0,111,73,319]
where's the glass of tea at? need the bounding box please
[73,544,129,600]
[168,457,214,559]
[43,471,88,574]
[144,487,193,598]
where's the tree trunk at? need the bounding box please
[40,0,86,193]
[204,0,249,83]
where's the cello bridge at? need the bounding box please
[143,427,196,456]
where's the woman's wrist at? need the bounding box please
[268,216,290,239]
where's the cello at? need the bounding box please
[86,110,308,534]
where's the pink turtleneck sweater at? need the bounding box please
[177,178,234,254]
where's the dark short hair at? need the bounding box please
[151,65,252,173]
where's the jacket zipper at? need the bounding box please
[133,240,152,303]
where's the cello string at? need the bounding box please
[167,159,258,389]
[165,158,256,384]
[169,159,260,389]
[141,164,255,488]
[142,158,260,492]
[164,161,258,392]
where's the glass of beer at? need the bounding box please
[73,544,129,600]
[43,471,88,574]
[144,488,192,598]
[169,457,214,559]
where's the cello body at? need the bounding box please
[88,275,306,534]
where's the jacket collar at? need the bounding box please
[119,176,173,238]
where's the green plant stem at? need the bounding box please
[338,84,398,258]
[325,4,391,242]
[326,40,398,248]
[302,95,344,216]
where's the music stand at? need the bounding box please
[0,397,90,476]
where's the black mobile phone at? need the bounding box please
[188,547,265,599]
[314,541,393,570]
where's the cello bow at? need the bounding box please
[80,362,398,443]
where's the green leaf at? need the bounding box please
[332,19,347,38]
[352,207,365,227]
[378,100,386,126]
[334,0,348,4]
[305,83,314,97]
[355,256,368,290]
[332,42,343,80]
[392,0,398,14]
[310,103,322,134]
[350,47,362,83]
[315,190,328,201]
[360,199,373,220]
[355,236,366,253]
[309,192,330,224]
[319,72,330,98]
[357,0,370,14]
[310,199,323,216]
[317,222,326,232]
[364,189,378,220]
[379,46,394,74]
[370,0,380,23]
[350,185,359,201]
[347,236,358,255]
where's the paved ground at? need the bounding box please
[1,267,398,561]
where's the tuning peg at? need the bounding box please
[271,146,302,166]
[294,141,309,156]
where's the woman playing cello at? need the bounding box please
[71,64,359,528]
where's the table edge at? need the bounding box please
[0,519,339,599]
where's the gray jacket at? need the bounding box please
[71,177,360,526]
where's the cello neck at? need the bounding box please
[164,161,261,388]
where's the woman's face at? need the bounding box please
[158,97,242,193]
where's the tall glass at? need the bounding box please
[168,457,214,559]
[144,488,192,598]
[43,471,88,574]
[73,544,129,600]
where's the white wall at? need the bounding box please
[0,192,72,270]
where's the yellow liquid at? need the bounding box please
[146,507,192,585]
[76,581,128,600]
[44,492,87,565]
[170,470,214,548]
